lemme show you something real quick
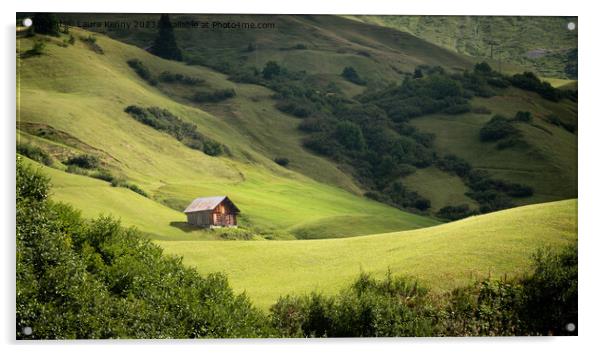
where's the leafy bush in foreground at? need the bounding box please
[16,158,271,339]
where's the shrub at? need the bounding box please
[274,157,290,167]
[192,88,236,103]
[202,140,223,156]
[519,243,578,335]
[334,121,365,151]
[81,35,104,54]
[413,68,423,79]
[510,72,560,102]
[275,100,313,118]
[25,41,46,56]
[16,143,52,166]
[158,71,204,85]
[474,62,493,75]
[436,204,475,221]
[262,61,281,79]
[89,169,116,183]
[436,154,471,177]
[270,272,438,337]
[479,115,520,142]
[124,105,224,157]
[65,154,100,169]
[514,111,533,123]
[341,66,366,85]
[127,59,154,84]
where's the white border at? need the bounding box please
[3,1,600,352]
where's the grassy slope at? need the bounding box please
[158,199,577,309]
[57,14,474,82]
[350,15,578,79]
[407,88,577,209]
[17,30,438,239]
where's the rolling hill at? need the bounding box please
[52,14,577,212]
[17,27,439,240]
[157,199,577,309]
[349,15,578,79]
[16,14,578,316]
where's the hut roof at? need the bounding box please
[183,196,240,213]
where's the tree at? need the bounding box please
[32,13,60,36]
[413,68,423,79]
[341,66,365,85]
[262,61,281,79]
[474,62,493,75]
[151,14,183,61]
[334,121,365,151]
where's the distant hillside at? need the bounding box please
[350,15,578,79]
[158,199,577,309]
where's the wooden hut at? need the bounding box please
[183,196,240,227]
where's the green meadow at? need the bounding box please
[157,199,577,309]
[17,14,577,317]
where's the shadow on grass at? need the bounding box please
[169,221,203,233]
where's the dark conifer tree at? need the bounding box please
[151,14,183,61]
[32,13,60,36]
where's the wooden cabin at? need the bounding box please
[183,196,240,227]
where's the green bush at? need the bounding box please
[89,169,116,183]
[275,100,313,118]
[271,272,438,337]
[436,204,475,221]
[341,66,366,85]
[262,61,281,79]
[81,35,103,54]
[65,154,100,169]
[127,59,155,84]
[24,41,46,56]
[514,111,533,123]
[192,88,236,103]
[124,105,224,157]
[16,143,52,166]
[158,71,204,85]
[510,72,560,102]
[479,115,520,142]
[274,157,290,167]
[334,121,365,151]
[16,158,271,339]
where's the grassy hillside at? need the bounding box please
[56,13,474,84]
[409,88,577,207]
[158,199,577,309]
[17,29,438,239]
[350,16,578,79]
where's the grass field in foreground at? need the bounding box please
[157,199,577,309]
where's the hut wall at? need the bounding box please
[186,210,213,226]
